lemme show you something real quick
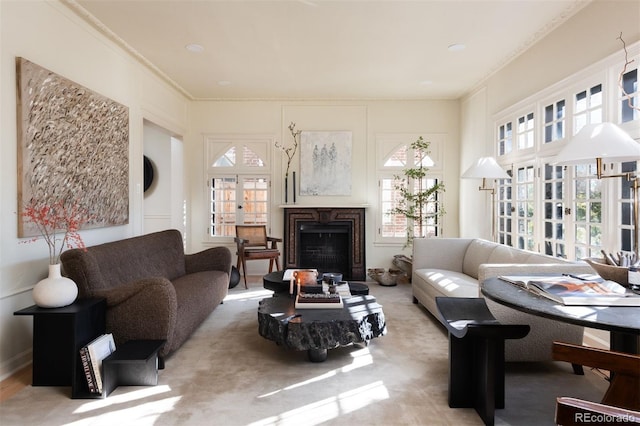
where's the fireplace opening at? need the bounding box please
[284,207,365,281]
[298,222,351,278]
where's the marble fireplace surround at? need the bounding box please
[282,206,366,281]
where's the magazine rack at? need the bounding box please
[101,340,165,397]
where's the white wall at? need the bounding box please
[459,1,640,240]
[0,1,189,379]
[143,122,185,236]
[186,100,460,272]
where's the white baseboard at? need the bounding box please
[0,349,32,382]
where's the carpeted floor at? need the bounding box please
[0,278,608,425]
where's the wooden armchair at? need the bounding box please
[553,341,640,411]
[234,225,282,288]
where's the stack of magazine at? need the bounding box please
[499,275,640,306]
[294,282,351,309]
[79,333,116,394]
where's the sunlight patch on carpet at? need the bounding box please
[249,381,389,426]
[257,347,373,398]
[225,288,273,301]
[72,385,175,414]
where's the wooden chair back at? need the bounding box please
[235,225,268,248]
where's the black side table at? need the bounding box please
[14,298,106,398]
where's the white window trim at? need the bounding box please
[492,41,639,259]
[203,134,275,243]
[374,133,445,246]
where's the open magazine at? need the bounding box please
[498,275,640,306]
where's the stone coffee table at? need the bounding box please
[257,295,386,362]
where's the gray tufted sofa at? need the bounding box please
[412,238,596,362]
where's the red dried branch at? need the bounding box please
[21,200,90,264]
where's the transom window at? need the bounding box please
[574,83,602,132]
[620,68,638,123]
[517,112,535,150]
[544,100,566,143]
[498,121,513,156]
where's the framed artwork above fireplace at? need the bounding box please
[299,131,352,196]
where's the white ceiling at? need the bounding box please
[69,0,590,101]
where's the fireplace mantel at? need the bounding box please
[283,207,366,280]
[279,204,369,209]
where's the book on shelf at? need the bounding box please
[295,292,344,309]
[498,275,640,306]
[79,346,98,393]
[80,333,116,393]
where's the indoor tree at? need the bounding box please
[389,136,445,248]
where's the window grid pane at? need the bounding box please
[241,177,269,225]
[544,99,565,143]
[574,84,603,133]
[516,166,535,251]
[497,169,513,246]
[242,146,265,167]
[381,177,407,238]
[543,164,566,258]
[572,164,603,259]
[621,68,639,123]
[517,112,535,149]
[621,161,638,252]
[498,122,513,156]
[210,177,236,237]
[412,178,441,239]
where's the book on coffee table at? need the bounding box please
[499,275,640,306]
[295,292,344,309]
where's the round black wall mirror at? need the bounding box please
[143,155,154,192]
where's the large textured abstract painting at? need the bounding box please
[299,131,352,196]
[16,57,129,237]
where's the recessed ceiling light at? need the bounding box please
[217,80,231,86]
[185,43,204,53]
[448,43,466,52]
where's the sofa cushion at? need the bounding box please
[462,239,499,279]
[414,269,479,298]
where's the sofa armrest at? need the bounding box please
[411,238,473,271]
[185,246,232,275]
[477,262,597,295]
[90,278,178,355]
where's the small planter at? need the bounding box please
[392,254,413,282]
[367,268,402,287]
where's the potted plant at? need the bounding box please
[388,136,445,279]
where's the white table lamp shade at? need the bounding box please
[554,123,640,165]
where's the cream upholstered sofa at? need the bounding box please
[412,238,596,362]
